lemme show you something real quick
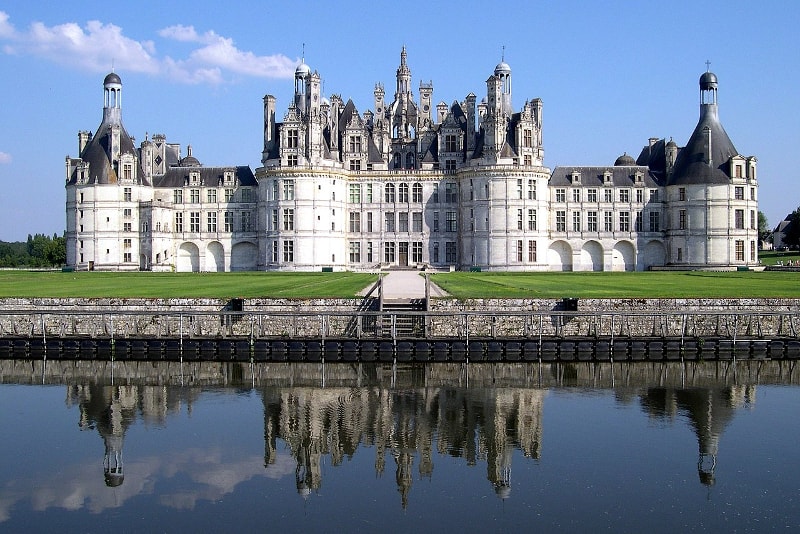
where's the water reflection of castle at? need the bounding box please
[67,384,201,486]
[261,387,545,507]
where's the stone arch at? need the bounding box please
[548,240,573,271]
[177,242,200,272]
[612,241,636,272]
[231,242,258,271]
[640,240,666,270]
[580,241,604,272]
[206,241,225,272]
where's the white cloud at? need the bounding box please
[0,13,295,84]
[0,152,11,164]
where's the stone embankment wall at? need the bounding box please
[0,298,798,339]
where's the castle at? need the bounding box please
[65,48,759,272]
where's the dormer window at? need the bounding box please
[635,172,643,183]
[603,171,612,183]
[571,171,581,184]
[190,171,200,184]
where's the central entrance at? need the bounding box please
[399,242,409,267]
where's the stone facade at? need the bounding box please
[65,52,759,272]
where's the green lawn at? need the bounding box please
[758,250,800,266]
[0,271,377,298]
[429,271,800,298]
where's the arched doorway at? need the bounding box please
[177,242,200,272]
[612,241,636,271]
[548,241,573,271]
[580,241,604,271]
[206,241,225,272]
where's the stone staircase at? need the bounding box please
[381,298,426,337]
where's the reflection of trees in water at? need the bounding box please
[260,386,545,508]
[640,385,755,485]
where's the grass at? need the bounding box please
[0,271,377,298]
[429,271,800,299]
[0,269,797,299]
[758,250,800,266]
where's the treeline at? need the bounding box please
[0,234,66,268]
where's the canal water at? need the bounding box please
[0,360,798,532]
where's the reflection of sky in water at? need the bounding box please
[0,363,798,531]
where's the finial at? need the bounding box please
[705,59,711,72]
[302,43,305,62]
[501,45,505,62]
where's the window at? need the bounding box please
[366,183,373,203]
[735,209,744,229]
[677,248,683,261]
[349,135,362,153]
[271,209,278,230]
[516,240,524,262]
[190,212,200,232]
[649,189,659,202]
[619,212,630,232]
[399,212,409,232]
[224,211,233,232]
[412,183,423,203]
[349,212,361,232]
[349,242,361,263]
[412,212,423,232]
[123,164,132,181]
[433,212,440,232]
[445,182,458,203]
[432,183,439,203]
[635,212,642,232]
[445,242,457,263]
[649,212,660,232]
[123,209,132,219]
[735,186,744,200]
[287,129,299,148]
[572,189,581,202]
[604,189,613,203]
[636,189,643,203]
[523,129,532,148]
[517,179,524,200]
[750,187,756,201]
[283,208,295,231]
[174,189,183,204]
[517,209,524,230]
[271,241,278,262]
[524,154,532,166]
[349,159,361,171]
[528,180,536,200]
[225,189,234,202]
[750,210,756,230]
[572,211,581,232]
[445,134,457,152]
[556,189,566,202]
[283,181,294,200]
[287,154,298,167]
[283,240,294,262]
[528,209,537,231]
[272,180,279,200]
[735,240,745,261]
[190,189,200,203]
[604,212,613,232]
[124,187,132,202]
[735,165,743,178]
[556,210,566,232]
[587,189,597,203]
[207,189,217,203]
[433,242,440,263]
[241,211,252,232]
[123,253,132,263]
[619,189,630,203]
[367,212,373,232]
[367,242,373,262]
[385,183,396,203]
[384,242,396,262]
[349,184,361,203]
[399,183,409,203]
[587,211,598,232]
[175,212,183,232]
[207,212,217,232]
[679,209,687,229]
[446,211,457,232]
[385,212,395,232]
[750,240,756,262]
[679,187,686,201]
[412,242,423,263]
[242,188,253,202]
[123,238,131,249]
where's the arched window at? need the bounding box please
[412,183,423,203]
[406,152,415,169]
[398,183,409,203]
[393,153,402,169]
[385,183,396,202]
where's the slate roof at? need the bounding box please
[549,165,661,187]
[67,120,147,186]
[668,105,738,186]
[152,165,256,188]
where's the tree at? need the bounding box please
[757,211,770,247]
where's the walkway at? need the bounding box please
[361,271,449,299]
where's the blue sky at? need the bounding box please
[0,0,797,241]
